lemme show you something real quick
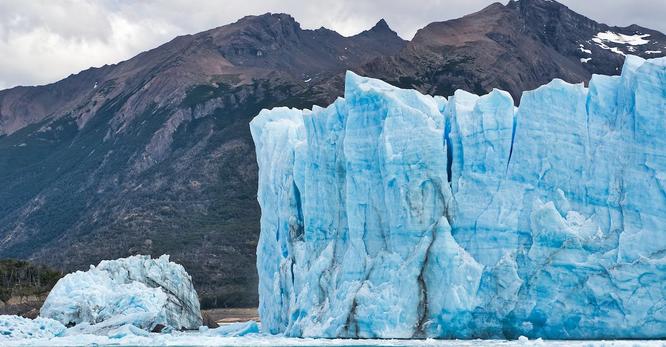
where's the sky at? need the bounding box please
[1,0,665,90]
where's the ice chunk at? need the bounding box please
[202,321,260,337]
[40,255,201,332]
[107,324,151,339]
[251,57,666,339]
[0,316,66,340]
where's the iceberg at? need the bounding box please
[251,56,666,339]
[40,255,202,333]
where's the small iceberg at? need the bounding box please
[40,255,202,333]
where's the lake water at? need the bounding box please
[4,333,666,347]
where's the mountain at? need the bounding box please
[0,0,664,307]
[361,0,666,99]
[0,13,406,307]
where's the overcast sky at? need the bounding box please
[1,0,665,90]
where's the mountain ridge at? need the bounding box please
[358,0,666,99]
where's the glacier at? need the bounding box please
[40,255,202,333]
[250,55,666,339]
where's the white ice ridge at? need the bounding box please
[251,55,666,339]
[40,255,202,333]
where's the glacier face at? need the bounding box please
[40,255,202,333]
[251,56,666,339]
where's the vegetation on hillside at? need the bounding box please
[0,259,62,302]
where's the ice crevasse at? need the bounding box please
[250,56,666,339]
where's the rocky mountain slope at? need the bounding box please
[0,13,406,307]
[0,0,664,307]
[361,0,666,99]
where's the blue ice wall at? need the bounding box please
[250,56,666,339]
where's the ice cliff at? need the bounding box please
[250,56,666,339]
[40,255,202,333]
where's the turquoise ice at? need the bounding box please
[0,316,66,340]
[251,56,666,339]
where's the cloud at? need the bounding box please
[0,0,664,90]
[0,0,181,89]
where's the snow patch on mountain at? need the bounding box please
[578,44,592,54]
[594,31,650,45]
[591,31,654,56]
